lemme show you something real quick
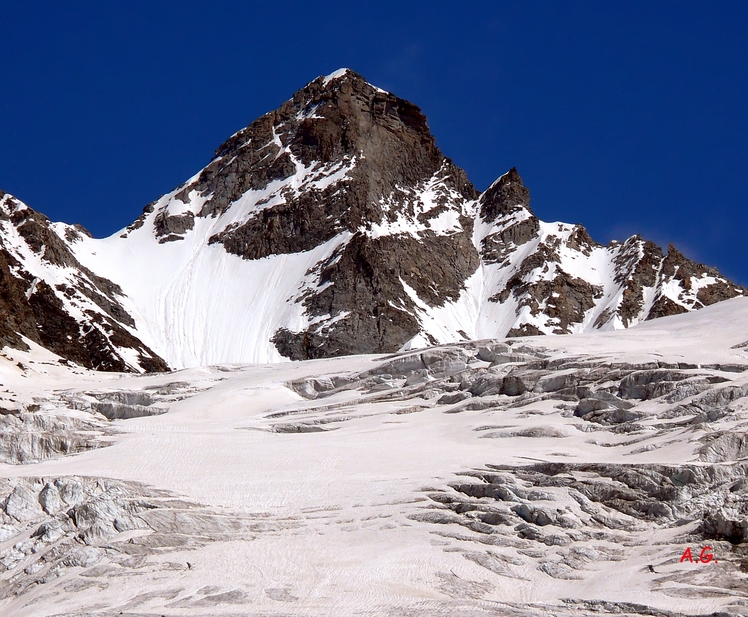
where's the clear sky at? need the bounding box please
[2,1,746,284]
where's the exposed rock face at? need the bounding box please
[192,71,480,355]
[154,210,194,243]
[274,230,480,358]
[0,191,168,372]
[2,69,745,367]
[479,167,530,222]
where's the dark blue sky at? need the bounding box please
[2,2,746,284]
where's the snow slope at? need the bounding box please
[1,298,747,615]
[71,194,352,366]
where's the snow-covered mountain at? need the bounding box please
[2,68,748,614]
[1,69,744,370]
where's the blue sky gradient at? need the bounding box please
[1,1,746,283]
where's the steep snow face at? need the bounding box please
[72,209,352,366]
[52,70,748,367]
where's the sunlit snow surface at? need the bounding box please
[1,298,748,615]
[69,173,355,368]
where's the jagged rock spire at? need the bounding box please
[480,167,531,222]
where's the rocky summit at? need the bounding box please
[0,68,744,370]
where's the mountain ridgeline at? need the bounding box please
[0,69,744,371]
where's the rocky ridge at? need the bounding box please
[0,191,167,372]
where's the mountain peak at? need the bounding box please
[321,67,358,86]
[479,166,532,222]
[315,68,387,93]
[2,70,744,370]
[323,67,352,81]
[173,67,461,226]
